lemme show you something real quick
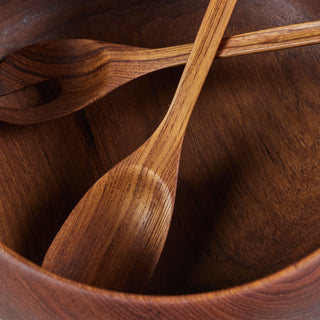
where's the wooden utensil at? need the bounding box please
[41,0,237,292]
[0,20,319,125]
[1,0,320,318]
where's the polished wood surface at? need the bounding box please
[0,0,320,319]
[1,20,319,125]
[41,0,237,292]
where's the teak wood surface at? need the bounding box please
[41,0,237,292]
[0,0,320,319]
[1,20,319,125]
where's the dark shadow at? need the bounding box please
[0,80,62,109]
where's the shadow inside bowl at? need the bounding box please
[0,0,319,299]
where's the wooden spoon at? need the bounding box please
[0,20,319,124]
[41,0,237,292]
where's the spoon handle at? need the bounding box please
[135,20,320,76]
[217,20,320,58]
[138,0,237,187]
[163,0,237,129]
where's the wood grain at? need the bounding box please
[0,0,319,319]
[0,20,319,125]
[41,0,237,292]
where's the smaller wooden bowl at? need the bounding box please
[0,0,320,319]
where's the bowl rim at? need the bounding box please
[1,240,320,303]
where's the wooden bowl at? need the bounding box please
[0,0,320,319]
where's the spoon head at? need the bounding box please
[42,163,174,292]
[0,40,125,124]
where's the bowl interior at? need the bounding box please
[0,0,320,295]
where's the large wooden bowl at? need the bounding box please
[0,0,320,319]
